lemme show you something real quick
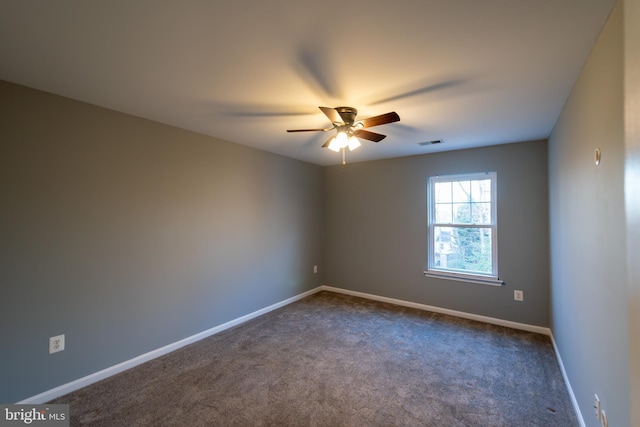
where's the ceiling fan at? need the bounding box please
[287,106,400,164]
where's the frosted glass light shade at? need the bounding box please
[328,132,349,152]
[335,132,349,148]
[328,137,340,152]
[348,136,361,151]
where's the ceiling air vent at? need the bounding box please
[418,139,443,146]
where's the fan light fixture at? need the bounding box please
[287,106,400,166]
[328,132,361,152]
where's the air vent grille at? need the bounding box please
[418,139,443,146]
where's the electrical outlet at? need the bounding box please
[313,265,318,274]
[594,394,601,420]
[49,334,65,354]
[514,290,524,301]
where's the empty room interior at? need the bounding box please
[1,1,639,425]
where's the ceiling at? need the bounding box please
[0,0,616,166]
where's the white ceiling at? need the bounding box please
[0,0,616,166]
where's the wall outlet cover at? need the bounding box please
[49,334,65,354]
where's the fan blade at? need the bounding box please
[287,128,332,132]
[359,112,400,128]
[319,106,343,125]
[353,129,387,142]
[321,135,334,148]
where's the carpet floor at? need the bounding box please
[51,291,577,426]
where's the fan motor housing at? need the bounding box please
[335,106,358,125]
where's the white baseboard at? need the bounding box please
[18,286,323,404]
[320,285,551,335]
[549,333,586,427]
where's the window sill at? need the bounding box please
[423,270,504,286]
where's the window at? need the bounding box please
[426,172,501,285]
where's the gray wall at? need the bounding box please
[548,2,631,426]
[624,0,640,422]
[0,80,324,403]
[324,140,550,326]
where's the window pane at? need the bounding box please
[433,226,454,269]
[433,226,492,275]
[435,182,452,203]
[452,203,471,224]
[435,204,453,223]
[452,181,471,202]
[471,202,492,224]
[471,179,492,202]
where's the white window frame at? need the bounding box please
[425,172,503,286]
